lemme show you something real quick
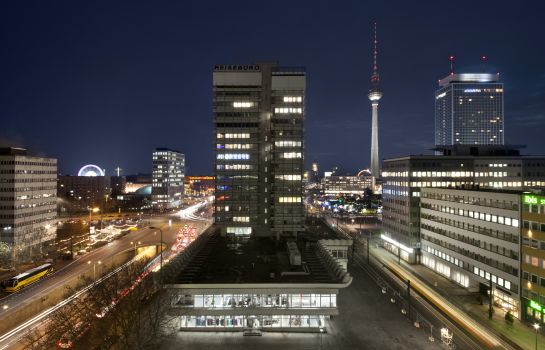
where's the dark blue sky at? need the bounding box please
[1,1,544,175]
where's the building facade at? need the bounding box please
[322,175,372,195]
[57,175,112,214]
[381,149,545,262]
[420,188,521,316]
[213,62,305,239]
[521,193,545,324]
[0,148,57,258]
[151,148,185,210]
[435,73,504,147]
[184,176,215,197]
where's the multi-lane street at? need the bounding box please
[0,200,212,350]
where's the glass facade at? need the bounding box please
[172,293,337,309]
[179,315,326,328]
[435,74,504,147]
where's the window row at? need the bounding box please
[275,107,303,114]
[173,293,337,309]
[275,175,302,181]
[274,141,302,147]
[216,144,252,149]
[217,133,251,139]
[279,197,302,203]
[421,202,519,227]
[283,96,303,103]
[473,266,512,291]
[216,164,253,170]
[180,315,324,328]
[217,153,250,160]
[281,152,302,159]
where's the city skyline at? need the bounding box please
[1,1,545,175]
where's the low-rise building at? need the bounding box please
[322,175,372,196]
[164,228,352,332]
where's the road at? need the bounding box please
[0,200,212,350]
[330,216,517,350]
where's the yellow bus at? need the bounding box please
[1,263,53,293]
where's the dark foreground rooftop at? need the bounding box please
[166,227,345,285]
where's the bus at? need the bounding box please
[1,263,54,293]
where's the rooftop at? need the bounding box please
[166,227,348,285]
[438,73,500,87]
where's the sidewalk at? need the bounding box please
[371,244,545,350]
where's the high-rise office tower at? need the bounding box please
[0,147,57,257]
[213,62,305,239]
[368,23,382,180]
[435,73,504,147]
[151,148,185,210]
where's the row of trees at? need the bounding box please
[24,260,177,350]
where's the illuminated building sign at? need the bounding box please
[530,300,543,312]
[523,194,545,205]
[463,89,482,93]
[214,65,260,71]
[435,92,446,99]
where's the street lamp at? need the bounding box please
[2,304,8,310]
[534,323,540,350]
[87,260,102,280]
[149,226,163,284]
[319,327,324,350]
[130,241,141,257]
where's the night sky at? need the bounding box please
[1,1,545,176]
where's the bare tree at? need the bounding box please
[0,241,13,268]
[23,259,177,350]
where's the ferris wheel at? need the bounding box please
[78,164,105,177]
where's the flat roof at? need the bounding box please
[169,230,342,285]
[439,73,500,87]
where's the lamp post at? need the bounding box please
[150,226,163,284]
[534,323,540,350]
[319,327,324,350]
[130,241,141,257]
[87,260,102,280]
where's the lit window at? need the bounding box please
[279,196,302,203]
[283,96,303,103]
[233,102,253,108]
[282,152,302,159]
[274,107,303,114]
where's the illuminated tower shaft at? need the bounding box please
[370,100,380,177]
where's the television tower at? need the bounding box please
[368,22,382,181]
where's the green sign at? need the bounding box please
[523,195,545,206]
[530,300,543,312]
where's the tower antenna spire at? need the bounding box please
[373,21,378,75]
[449,55,455,75]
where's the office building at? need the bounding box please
[521,193,545,323]
[420,187,521,316]
[213,62,305,239]
[322,175,372,195]
[57,175,112,214]
[435,73,504,147]
[381,146,545,262]
[0,147,57,258]
[152,148,185,210]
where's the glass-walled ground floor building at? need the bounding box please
[179,314,326,329]
[167,286,349,332]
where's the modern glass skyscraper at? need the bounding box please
[435,73,504,147]
[213,62,305,239]
[151,148,185,210]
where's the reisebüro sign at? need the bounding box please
[214,65,260,71]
